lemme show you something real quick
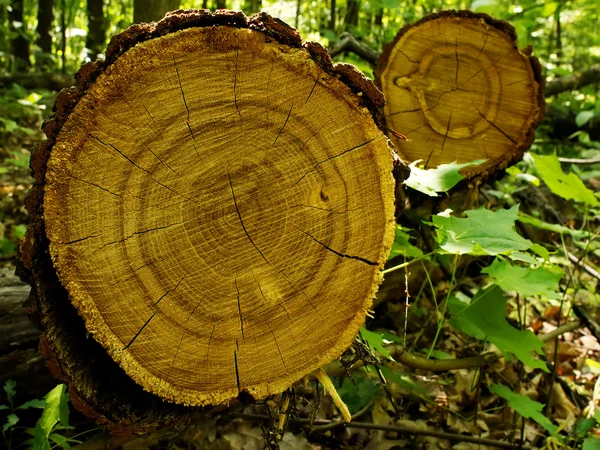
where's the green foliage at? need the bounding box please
[482,258,564,299]
[531,153,600,207]
[583,437,600,450]
[1,381,76,450]
[405,160,485,196]
[448,285,547,371]
[431,205,532,255]
[360,327,395,361]
[490,383,559,437]
[33,385,70,450]
[388,225,423,260]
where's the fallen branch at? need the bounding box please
[567,251,600,283]
[545,64,600,97]
[558,156,600,165]
[232,413,533,449]
[328,32,380,65]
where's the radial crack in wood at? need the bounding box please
[375,10,545,179]
[23,10,399,413]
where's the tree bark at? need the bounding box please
[86,0,105,60]
[375,10,545,180]
[133,0,180,23]
[8,0,31,71]
[36,0,54,70]
[19,9,405,429]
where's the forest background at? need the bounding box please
[0,0,599,449]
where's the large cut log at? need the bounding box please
[18,10,405,429]
[375,11,545,179]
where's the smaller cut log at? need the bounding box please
[375,11,545,179]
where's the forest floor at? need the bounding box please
[1,84,600,450]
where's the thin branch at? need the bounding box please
[567,251,600,282]
[388,320,582,372]
[231,413,532,449]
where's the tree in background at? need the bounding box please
[86,0,105,61]
[9,0,31,71]
[36,0,54,70]
[134,0,180,24]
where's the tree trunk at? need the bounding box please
[19,9,404,429]
[344,0,359,31]
[86,0,105,60]
[60,0,66,73]
[36,0,54,70]
[329,0,335,30]
[8,0,31,71]
[375,10,545,180]
[295,0,301,28]
[133,0,180,23]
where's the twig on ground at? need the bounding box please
[231,413,532,449]
[567,251,600,282]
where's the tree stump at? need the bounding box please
[18,10,403,427]
[375,11,545,179]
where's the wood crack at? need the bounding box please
[122,275,186,350]
[293,226,377,266]
[290,137,379,189]
[173,56,199,156]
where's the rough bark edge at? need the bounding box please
[374,9,546,182]
[16,9,407,431]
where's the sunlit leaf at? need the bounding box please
[405,160,485,196]
[490,384,558,436]
[531,153,599,206]
[33,384,70,450]
[482,259,563,299]
[576,110,595,127]
[432,205,532,255]
[448,285,547,371]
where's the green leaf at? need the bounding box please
[33,421,51,450]
[490,384,558,437]
[531,153,599,206]
[388,225,423,260]
[17,399,46,410]
[360,327,394,361]
[482,259,564,300]
[405,160,485,196]
[576,110,595,127]
[37,385,70,440]
[575,417,597,437]
[0,405,9,410]
[12,224,27,240]
[337,372,382,414]
[583,438,600,450]
[448,285,547,371]
[3,379,16,407]
[2,413,19,432]
[432,205,532,255]
[380,366,428,395]
[530,243,550,261]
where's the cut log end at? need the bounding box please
[376,10,545,179]
[23,11,399,414]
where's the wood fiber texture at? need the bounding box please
[18,9,402,425]
[376,10,545,179]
